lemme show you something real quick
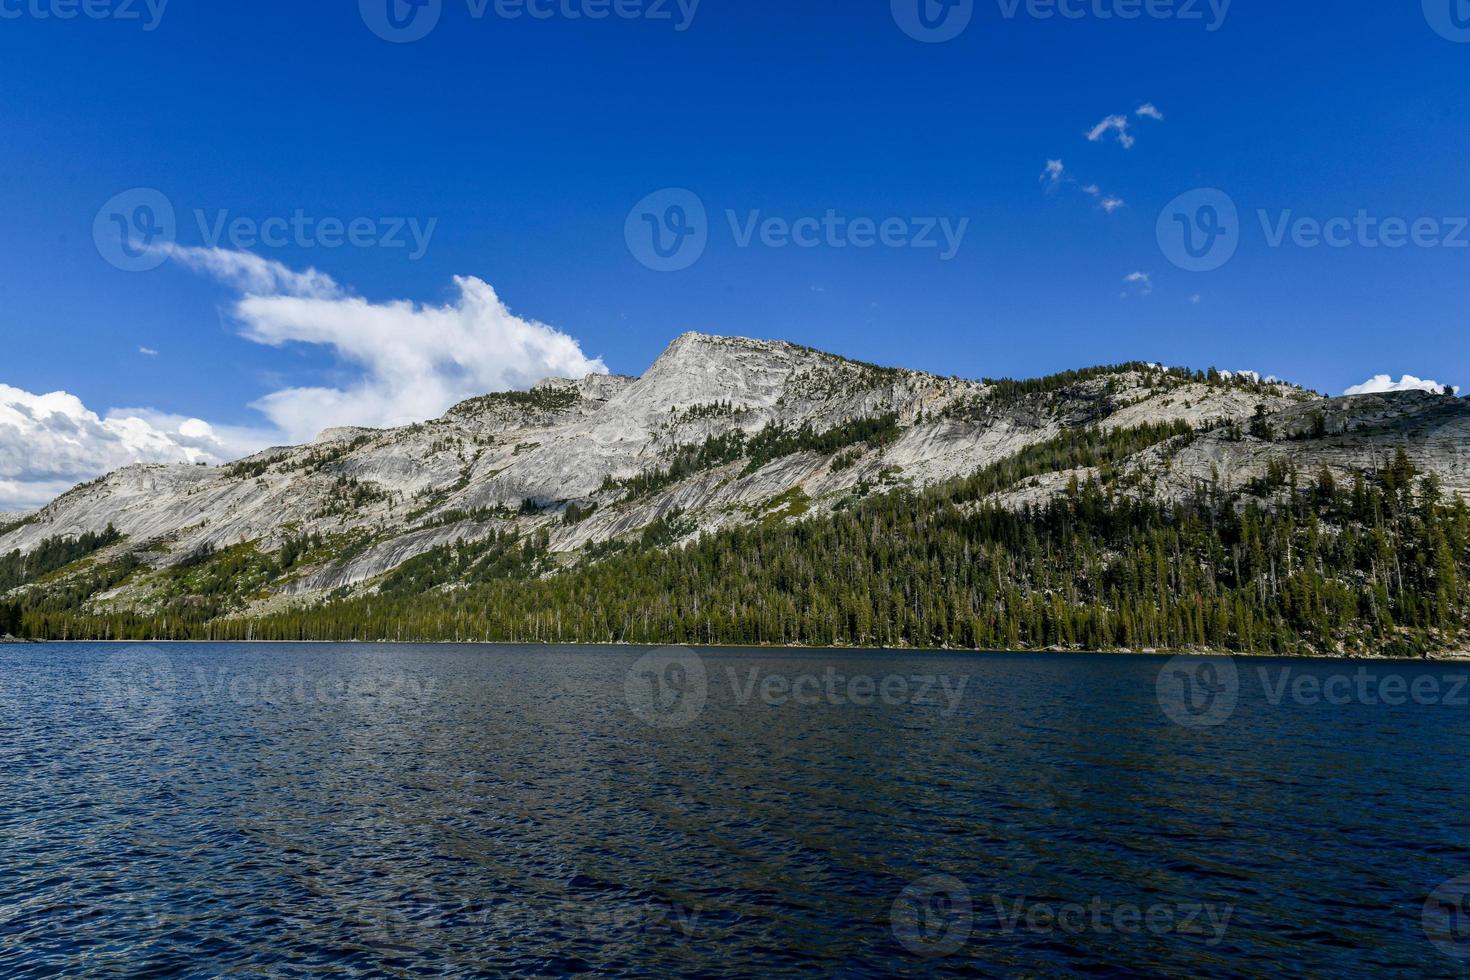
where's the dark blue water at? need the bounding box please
[2,644,1469,977]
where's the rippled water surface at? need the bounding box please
[3,643,1470,977]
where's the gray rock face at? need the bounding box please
[3,333,1465,612]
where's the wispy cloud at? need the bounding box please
[138,346,159,356]
[1042,165,1123,214]
[1121,271,1153,297]
[1041,159,1067,189]
[1086,103,1163,148]
[1087,114,1135,149]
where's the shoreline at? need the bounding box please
[3,637,1467,664]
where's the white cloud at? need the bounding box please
[1041,159,1067,188]
[0,386,258,510]
[138,346,159,356]
[1189,294,1202,304]
[1046,169,1123,214]
[1136,103,1164,121]
[1121,271,1152,297]
[0,248,608,510]
[1087,114,1135,149]
[1344,374,1458,396]
[168,248,608,443]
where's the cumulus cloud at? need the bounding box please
[0,248,608,510]
[1344,374,1458,396]
[0,385,263,510]
[168,248,608,443]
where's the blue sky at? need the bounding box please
[0,0,1467,507]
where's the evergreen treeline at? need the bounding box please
[13,448,1469,658]
[0,525,121,593]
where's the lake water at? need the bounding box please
[2,643,1469,976]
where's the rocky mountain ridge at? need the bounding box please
[2,332,1467,627]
